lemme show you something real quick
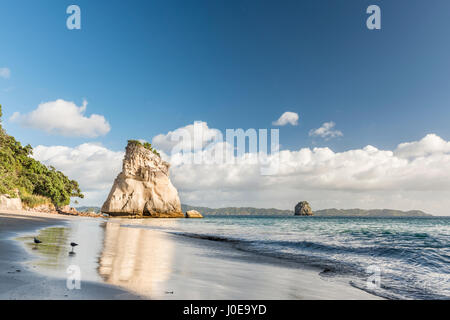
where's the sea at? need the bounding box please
[125,215,450,300]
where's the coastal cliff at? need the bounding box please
[101,141,184,218]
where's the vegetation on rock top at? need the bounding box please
[127,139,160,157]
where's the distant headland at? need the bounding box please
[78,204,432,217]
[181,204,433,217]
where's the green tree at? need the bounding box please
[0,104,83,207]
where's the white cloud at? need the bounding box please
[309,121,343,140]
[168,134,450,215]
[272,112,299,126]
[33,122,450,215]
[33,143,124,206]
[10,99,111,138]
[0,67,10,79]
[152,121,223,154]
[395,134,450,158]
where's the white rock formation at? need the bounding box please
[0,194,23,211]
[101,142,184,218]
[185,210,203,218]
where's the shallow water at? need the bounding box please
[14,216,379,299]
[16,215,449,299]
[17,218,106,283]
[119,216,450,299]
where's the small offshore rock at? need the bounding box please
[294,201,313,216]
[185,210,203,218]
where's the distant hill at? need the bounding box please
[76,206,101,213]
[78,205,432,217]
[181,204,292,216]
[181,204,432,217]
[77,205,292,216]
[314,208,432,217]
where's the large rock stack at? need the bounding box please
[101,142,184,218]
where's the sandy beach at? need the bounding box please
[0,211,381,300]
[0,211,140,299]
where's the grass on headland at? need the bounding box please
[20,193,53,209]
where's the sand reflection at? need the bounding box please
[98,221,175,298]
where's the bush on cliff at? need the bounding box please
[127,139,160,157]
[0,104,83,207]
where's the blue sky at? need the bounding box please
[1,1,450,213]
[1,0,449,150]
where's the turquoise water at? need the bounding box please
[124,216,450,300]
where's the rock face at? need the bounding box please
[185,210,203,218]
[101,142,184,218]
[294,201,313,216]
[0,194,23,211]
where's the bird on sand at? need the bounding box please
[69,242,78,254]
[33,238,42,249]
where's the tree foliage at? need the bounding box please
[0,104,84,207]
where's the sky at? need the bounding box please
[1,0,450,215]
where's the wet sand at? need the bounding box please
[0,211,381,300]
[0,211,139,299]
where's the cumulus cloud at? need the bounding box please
[395,134,450,158]
[309,121,343,140]
[33,143,124,206]
[10,99,111,138]
[167,132,450,215]
[163,123,450,215]
[272,112,299,126]
[33,122,450,215]
[152,121,223,154]
[0,67,10,79]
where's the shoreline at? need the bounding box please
[0,210,382,300]
[0,211,141,300]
